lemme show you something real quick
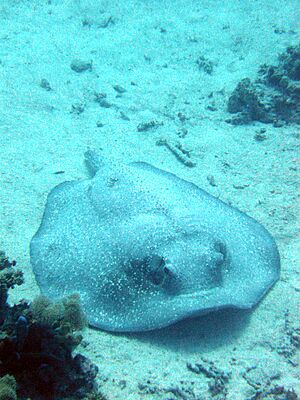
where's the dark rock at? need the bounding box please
[227,78,272,124]
[227,43,300,125]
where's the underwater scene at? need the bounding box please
[0,0,299,399]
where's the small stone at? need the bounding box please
[233,183,249,189]
[177,112,188,122]
[119,111,130,121]
[94,92,112,108]
[254,129,267,141]
[40,78,52,91]
[207,175,217,186]
[113,85,126,94]
[71,103,85,114]
[137,120,163,132]
[177,128,188,138]
[118,380,127,389]
[98,99,112,108]
[196,55,214,74]
[70,59,92,73]
[82,18,92,27]
[207,103,217,111]
[97,15,113,28]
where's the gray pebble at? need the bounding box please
[70,59,92,73]
[113,85,126,94]
[40,78,52,91]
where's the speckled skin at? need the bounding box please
[30,152,280,332]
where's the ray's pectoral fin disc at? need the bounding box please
[30,152,280,332]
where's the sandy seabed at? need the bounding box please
[0,1,299,398]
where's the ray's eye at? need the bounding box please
[146,255,168,286]
[151,270,164,285]
[127,255,173,288]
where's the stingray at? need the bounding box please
[30,151,280,332]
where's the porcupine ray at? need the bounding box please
[30,151,280,332]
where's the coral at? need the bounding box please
[247,384,298,399]
[0,252,24,325]
[187,358,231,397]
[0,375,17,400]
[30,295,54,322]
[0,319,98,399]
[276,309,300,360]
[156,138,196,167]
[227,78,272,124]
[31,293,87,333]
[0,252,23,292]
[227,43,300,126]
[62,293,87,331]
[31,295,65,327]
[0,250,99,400]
